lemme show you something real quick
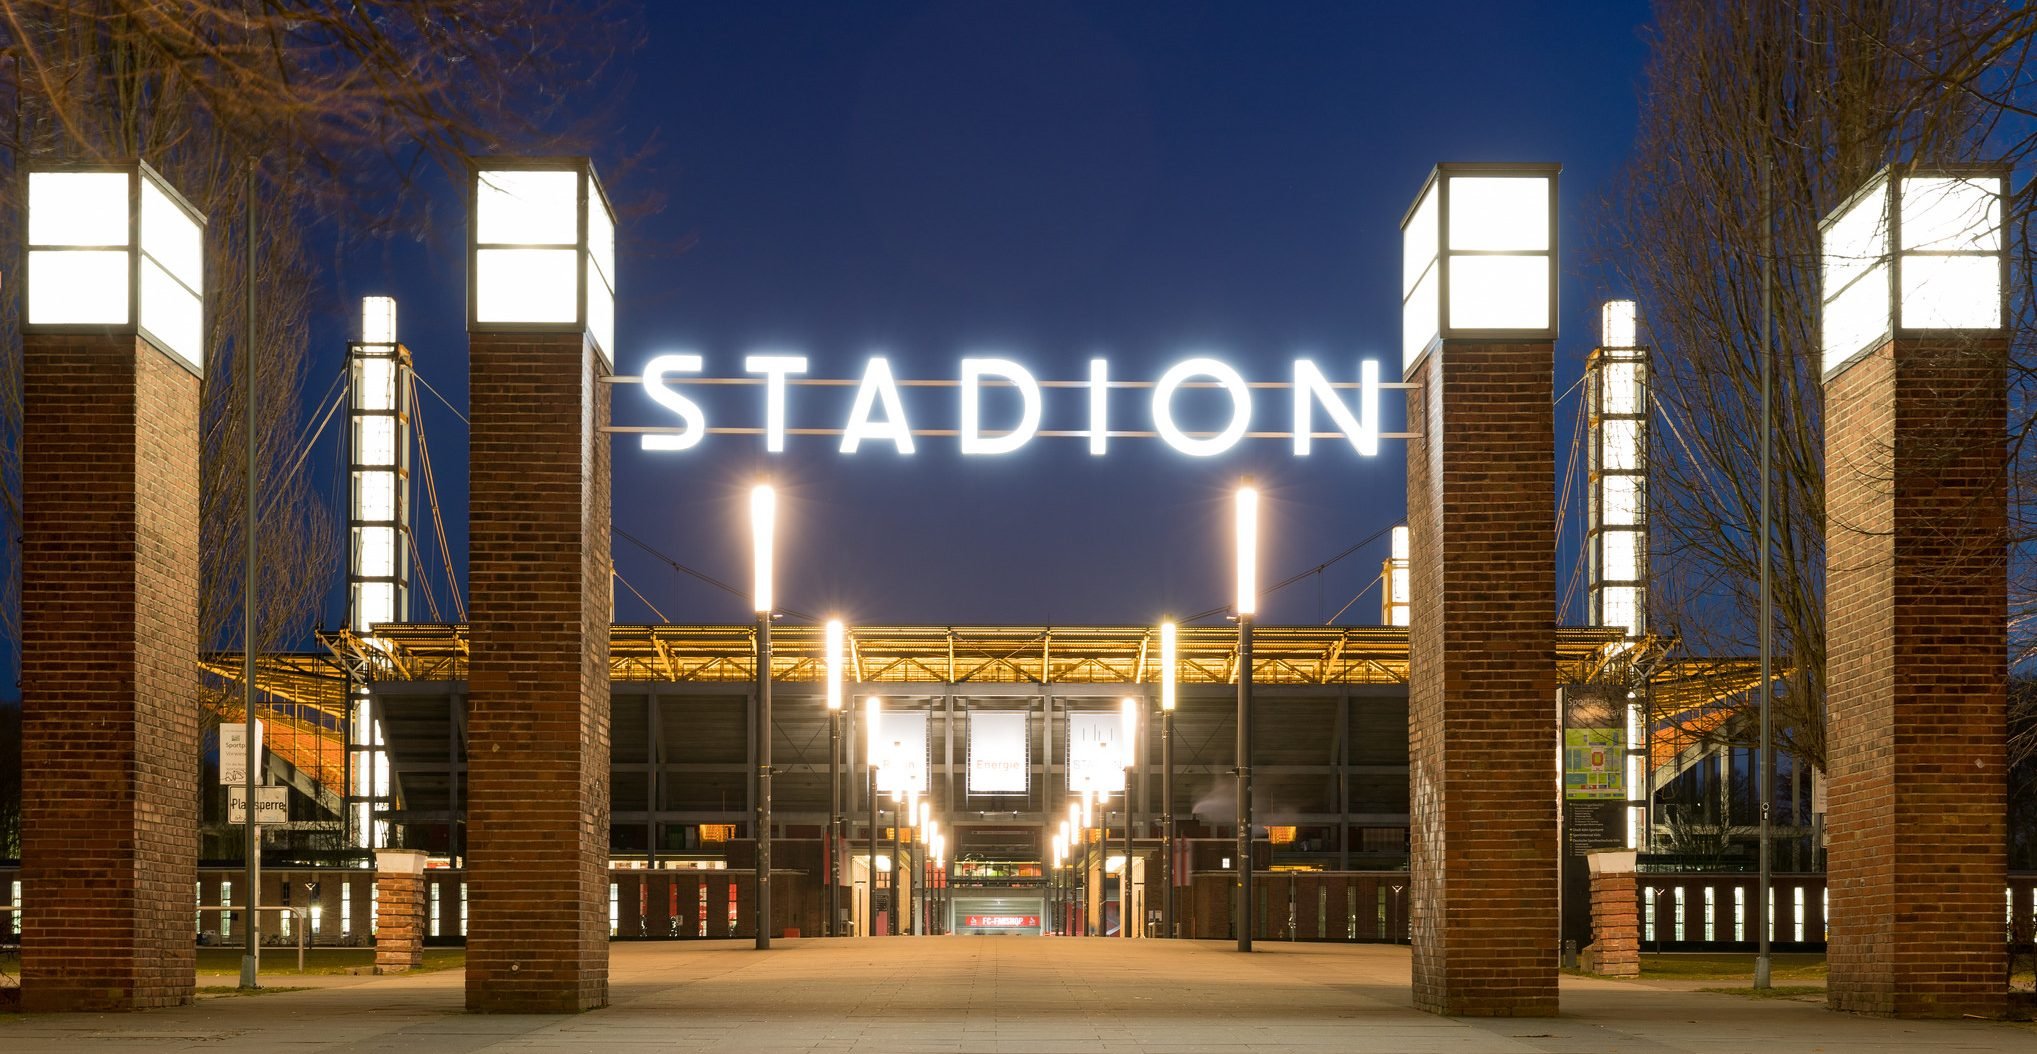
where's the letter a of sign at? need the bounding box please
[841,357,915,454]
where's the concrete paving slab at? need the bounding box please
[1,938,2033,1052]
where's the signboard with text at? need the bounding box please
[963,915,1039,929]
[219,721,263,786]
[1066,711,1127,793]
[968,711,1029,794]
[228,785,289,826]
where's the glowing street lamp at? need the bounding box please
[1399,163,1560,375]
[1233,481,1259,953]
[24,162,207,375]
[750,483,777,950]
[825,618,845,936]
[468,159,616,365]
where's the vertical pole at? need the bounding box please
[1123,802,1133,937]
[828,709,840,937]
[240,159,262,991]
[890,807,901,936]
[1755,126,1774,992]
[1163,708,1174,937]
[1236,615,1254,952]
[867,768,877,936]
[756,616,772,950]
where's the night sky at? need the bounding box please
[311,2,1652,637]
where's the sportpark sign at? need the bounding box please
[612,354,1410,458]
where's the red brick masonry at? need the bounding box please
[374,850,428,973]
[1824,336,2007,1019]
[1404,342,1559,1016]
[1586,850,1639,978]
[463,332,612,1013]
[20,334,200,1011]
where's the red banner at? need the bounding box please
[963,914,1039,928]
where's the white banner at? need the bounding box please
[874,709,929,796]
[220,721,263,786]
[1067,711,1126,793]
[968,711,1029,794]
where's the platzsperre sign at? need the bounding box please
[625,354,1392,458]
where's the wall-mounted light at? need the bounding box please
[469,158,616,365]
[1400,163,1560,374]
[1820,165,2008,378]
[24,162,206,375]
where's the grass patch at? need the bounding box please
[1641,952,1827,982]
[196,985,311,997]
[195,947,465,976]
[1698,984,1826,1000]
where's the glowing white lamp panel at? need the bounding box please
[1601,299,1638,350]
[586,188,617,358]
[473,166,618,361]
[1401,166,1557,373]
[1400,182,1440,370]
[1820,178,1892,375]
[362,296,397,346]
[1897,175,2002,332]
[1445,176,1551,331]
[137,178,204,369]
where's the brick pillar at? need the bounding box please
[20,334,200,1011]
[1824,335,2006,1019]
[374,850,428,973]
[1585,850,1639,978]
[464,332,611,1013]
[1405,341,1558,1016]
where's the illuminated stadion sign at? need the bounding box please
[616,355,1406,458]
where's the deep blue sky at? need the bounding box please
[311,1,1652,635]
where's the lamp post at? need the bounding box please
[890,789,903,937]
[825,620,845,937]
[1122,696,1139,938]
[751,484,776,950]
[1235,482,1258,953]
[915,800,930,935]
[1075,803,1091,933]
[866,698,881,937]
[1159,620,1177,937]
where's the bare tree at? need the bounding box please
[0,2,637,700]
[1609,0,2036,770]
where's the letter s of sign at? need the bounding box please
[642,353,708,451]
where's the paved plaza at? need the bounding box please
[4,939,2035,1052]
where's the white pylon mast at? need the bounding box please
[346,296,411,850]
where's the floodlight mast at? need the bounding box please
[1234,482,1258,953]
[1160,620,1178,937]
